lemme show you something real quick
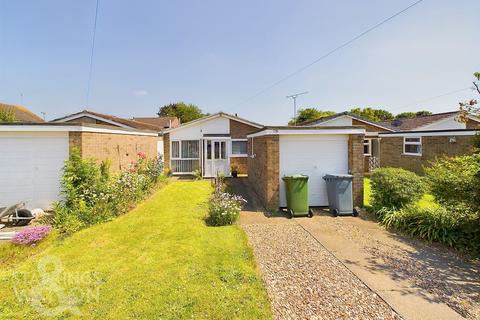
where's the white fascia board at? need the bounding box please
[52,113,133,129]
[0,125,158,137]
[164,113,263,134]
[379,130,478,138]
[247,128,365,138]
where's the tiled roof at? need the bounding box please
[380,111,461,131]
[0,103,44,122]
[52,110,162,131]
[132,116,179,129]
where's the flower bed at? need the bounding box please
[11,225,52,246]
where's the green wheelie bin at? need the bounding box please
[282,175,313,219]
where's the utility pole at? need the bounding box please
[286,91,308,125]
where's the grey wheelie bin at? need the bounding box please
[323,174,358,217]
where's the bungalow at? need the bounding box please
[0,103,45,122]
[162,112,263,176]
[300,110,480,174]
[0,123,159,209]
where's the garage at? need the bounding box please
[247,126,365,210]
[279,135,349,207]
[0,131,69,209]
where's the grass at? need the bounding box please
[364,177,438,209]
[0,181,272,319]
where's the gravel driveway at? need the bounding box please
[242,223,401,320]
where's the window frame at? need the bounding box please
[403,137,422,156]
[230,139,248,157]
[363,139,372,156]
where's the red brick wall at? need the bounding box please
[229,119,259,138]
[69,131,158,172]
[163,133,170,171]
[247,135,280,210]
[230,157,248,174]
[380,135,475,174]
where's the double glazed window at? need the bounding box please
[231,140,247,156]
[363,139,371,156]
[403,137,422,155]
[171,140,200,173]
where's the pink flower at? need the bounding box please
[137,152,146,159]
[12,225,52,246]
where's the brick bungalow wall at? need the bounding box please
[349,134,365,207]
[230,119,259,174]
[163,133,171,171]
[247,135,280,210]
[69,132,158,172]
[248,134,364,210]
[379,135,475,174]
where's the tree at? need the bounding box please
[459,72,480,118]
[0,108,15,123]
[350,107,394,122]
[289,108,335,125]
[395,110,432,119]
[157,102,207,123]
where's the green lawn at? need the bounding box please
[0,181,272,319]
[364,177,437,209]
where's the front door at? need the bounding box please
[204,139,230,177]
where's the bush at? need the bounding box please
[377,206,480,254]
[425,154,480,215]
[11,226,52,246]
[205,193,246,226]
[370,168,425,210]
[53,150,164,234]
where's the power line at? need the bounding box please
[232,0,425,108]
[85,0,99,107]
[390,86,471,112]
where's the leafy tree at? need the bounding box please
[157,102,207,123]
[395,110,432,119]
[289,108,335,125]
[350,107,394,122]
[0,108,15,123]
[459,72,480,118]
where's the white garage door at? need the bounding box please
[279,135,349,207]
[0,132,69,209]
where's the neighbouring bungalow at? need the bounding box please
[0,103,45,122]
[300,110,480,174]
[51,110,178,158]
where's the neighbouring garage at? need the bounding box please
[0,123,160,210]
[247,126,365,210]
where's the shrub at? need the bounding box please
[11,225,52,246]
[205,193,246,226]
[192,169,203,180]
[377,206,480,254]
[53,150,164,234]
[370,168,425,210]
[425,154,480,215]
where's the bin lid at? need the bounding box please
[323,174,353,180]
[282,174,309,181]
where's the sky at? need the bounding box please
[0,0,479,125]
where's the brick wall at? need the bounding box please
[348,134,365,207]
[69,131,158,172]
[230,157,248,174]
[380,135,475,174]
[352,119,389,133]
[64,116,113,126]
[163,133,170,171]
[229,119,259,138]
[247,135,280,210]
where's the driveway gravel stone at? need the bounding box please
[242,224,401,320]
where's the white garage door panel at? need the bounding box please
[0,132,69,209]
[279,135,349,207]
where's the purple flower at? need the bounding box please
[11,225,52,246]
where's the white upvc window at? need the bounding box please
[171,140,200,173]
[363,139,371,156]
[403,137,422,156]
[231,139,248,157]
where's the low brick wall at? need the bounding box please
[69,131,158,172]
[380,135,475,175]
[247,135,280,210]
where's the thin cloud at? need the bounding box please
[133,90,148,96]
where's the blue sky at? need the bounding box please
[0,0,479,125]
